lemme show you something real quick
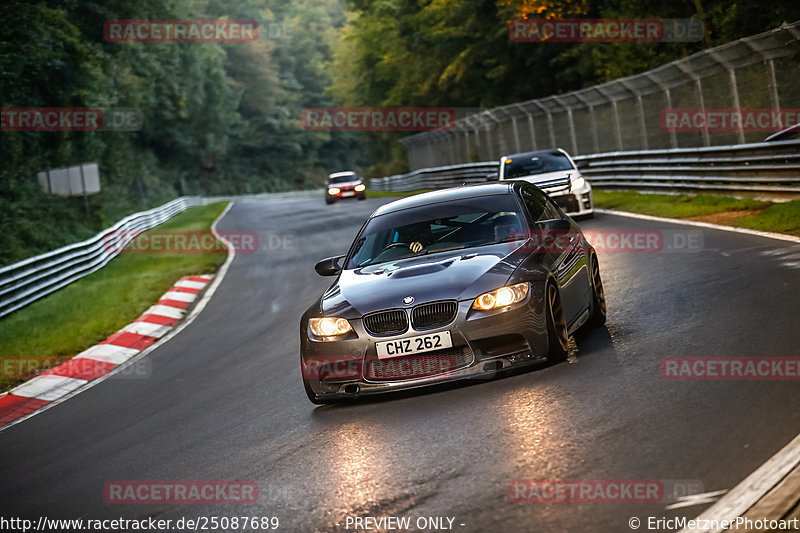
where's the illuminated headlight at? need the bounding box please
[354,184,366,192]
[570,177,586,192]
[472,282,529,311]
[309,317,352,337]
[328,187,341,195]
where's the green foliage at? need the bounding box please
[734,200,800,236]
[3,0,799,264]
[330,0,800,170]
[593,190,771,218]
[0,0,365,264]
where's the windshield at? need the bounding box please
[329,174,359,184]
[347,195,526,268]
[503,152,574,179]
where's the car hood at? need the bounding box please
[320,241,532,318]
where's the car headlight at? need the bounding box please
[354,184,366,192]
[309,317,352,337]
[472,282,529,311]
[328,187,340,195]
[570,176,586,192]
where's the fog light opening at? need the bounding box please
[344,384,360,395]
[483,361,503,373]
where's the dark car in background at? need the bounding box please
[498,149,593,218]
[326,171,367,204]
[300,182,606,404]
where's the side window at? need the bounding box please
[541,197,562,221]
[520,186,562,222]
[520,186,546,222]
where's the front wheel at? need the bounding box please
[545,283,569,363]
[587,255,606,327]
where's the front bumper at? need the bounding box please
[549,182,593,217]
[326,187,366,201]
[301,285,550,401]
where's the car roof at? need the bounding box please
[329,171,358,179]
[764,123,800,142]
[372,182,518,216]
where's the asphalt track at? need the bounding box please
[0,196,799,533]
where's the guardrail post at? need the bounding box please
[664,88,678,149]
[767,59,781,114]
[511,115,521,153]
[612,100,623,151]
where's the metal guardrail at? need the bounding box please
[575,139,800,194]
[0,196,206,319]
[370,162,499,192]
[370,140,800,196]
[0,189,327,320]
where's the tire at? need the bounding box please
[325,198,335,205]
[587,255,606,327]
[358,195,366,201]
[545,282,569,364]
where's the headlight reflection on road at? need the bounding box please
[324,421,389,510]
[500,387,563,459]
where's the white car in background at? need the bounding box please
[497,149,593,218]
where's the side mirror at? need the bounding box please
[314,255,346,276]
[540,218,571,232]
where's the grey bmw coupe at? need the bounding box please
[300,182,606,404]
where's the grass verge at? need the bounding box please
[593,190,800,237]
[0,202,229,393]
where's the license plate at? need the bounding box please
[342,191,354,197]
[376,331,452,359]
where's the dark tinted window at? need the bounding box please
[503,151,574,179]
[520,186,561,222]
[329,174,359,184]
[347,194,526,268]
